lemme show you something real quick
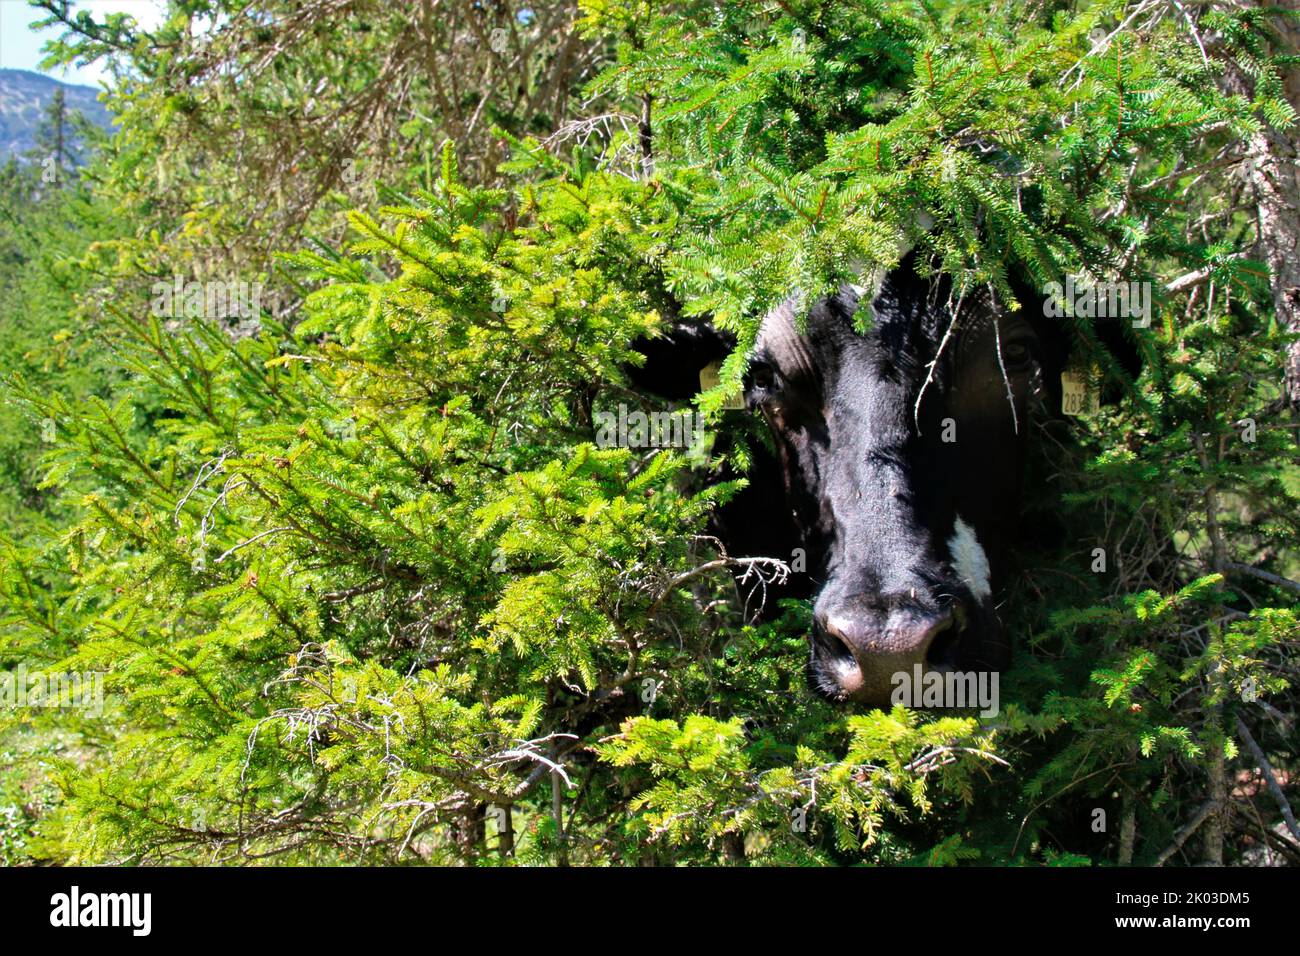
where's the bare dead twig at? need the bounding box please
[1234,714,1300,844]
[1224,562,1300,596]
[1155,798,1223,867]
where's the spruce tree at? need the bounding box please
[1,0,1296,866]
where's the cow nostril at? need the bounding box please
[817,618,858,664]
[813,618,865,697]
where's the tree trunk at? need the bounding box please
[497,804,515,860]
[1222,4,1300,412]
[452,802,486,864]
[1203,724,1228,865]
[722,830,747,865]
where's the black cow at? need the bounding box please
[629,252,1134,707]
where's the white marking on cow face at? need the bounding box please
[947,516,992,600]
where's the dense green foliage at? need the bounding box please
[1,0,1297,866]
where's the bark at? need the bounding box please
[1204,730,1228,865]
[721,830,748,865]
[497,804,515,859]
[452,801,486,864]
[1222,4,1300,410]
[1118,802,1138,865]
[1247,122,1300,411]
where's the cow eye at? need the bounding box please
[746,360,779,399]
[1001,340,1032,366]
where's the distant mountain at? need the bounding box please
[0,69,112,161]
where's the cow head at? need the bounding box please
[627,252,1136,707]
[744,255,1069,705]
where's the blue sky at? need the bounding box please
[0,0,165,88]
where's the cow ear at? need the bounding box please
[626,322,737,402]
[1019,282,1144,413]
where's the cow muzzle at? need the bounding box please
[811,599,966,705]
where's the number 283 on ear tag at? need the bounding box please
[1060,367,1100,418]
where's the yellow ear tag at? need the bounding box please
[1061,367,1101,417]
[700,361,746,410]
